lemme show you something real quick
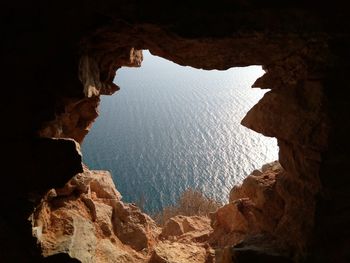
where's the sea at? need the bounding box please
[82,50,278,213]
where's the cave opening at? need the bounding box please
[81,50,279,215]
[6,0,348,260]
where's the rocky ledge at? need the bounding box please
[31,161,295,262]
[31,167,159,262]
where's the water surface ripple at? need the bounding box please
[82,50,278,213]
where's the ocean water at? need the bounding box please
[82,50,278,213]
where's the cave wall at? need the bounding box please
[2,1,350,262]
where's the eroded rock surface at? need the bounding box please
[152,215,215,262]
[160,215,212,243]
[4,1,350,262]
[31,167,219,263]
[31,162,295,262]
[149,241,210,263]
[31,168,159,262]
[209,162,286,250]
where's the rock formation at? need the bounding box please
[31,166,218,263]
[149,241,210,263]
[209,162,288,255]
[2,1,350,262]
[159,215,212,243]
[31,168,159,262]
[153,215,215,262]
[30,161,295,262]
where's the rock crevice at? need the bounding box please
[31,162,304,262]
[3,2,349,262]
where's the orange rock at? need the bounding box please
[31,167,159,262]
[209,161,285,247]
[149,241,208,263]
[160,215,212,243]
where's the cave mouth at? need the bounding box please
[81,50,279,214]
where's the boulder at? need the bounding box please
[160,215,212,242]
[31,167,159,262]
[149,241,208,263]
[209,161,285,247]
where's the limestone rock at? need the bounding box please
[229,161,285,226]
[149,241,208,263]
[209,200,254,247]
[31,167,159,262]
[95,239,141,263]
[209,161,285,247]
[111,200,160,251]
[5,0,349,261]
[54,167,122,200]
[31,169,216,262]
[38,97,101,144]
[160,215,212,243]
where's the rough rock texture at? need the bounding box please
[31,168,159,262]
[2,1,350,262]
[229,162,285,234]
[149,241,209,263]
[159,215,212,243]
[240,44,331,258]
[157,215,215,262]
[38,48,143,144]
[30,162,295,263]
[209,162,285,248]
[38,97,100,144]
[31,168,218,263]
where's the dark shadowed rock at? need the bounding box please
[2,1,350,262]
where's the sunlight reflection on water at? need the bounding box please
[82,50,278,213]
